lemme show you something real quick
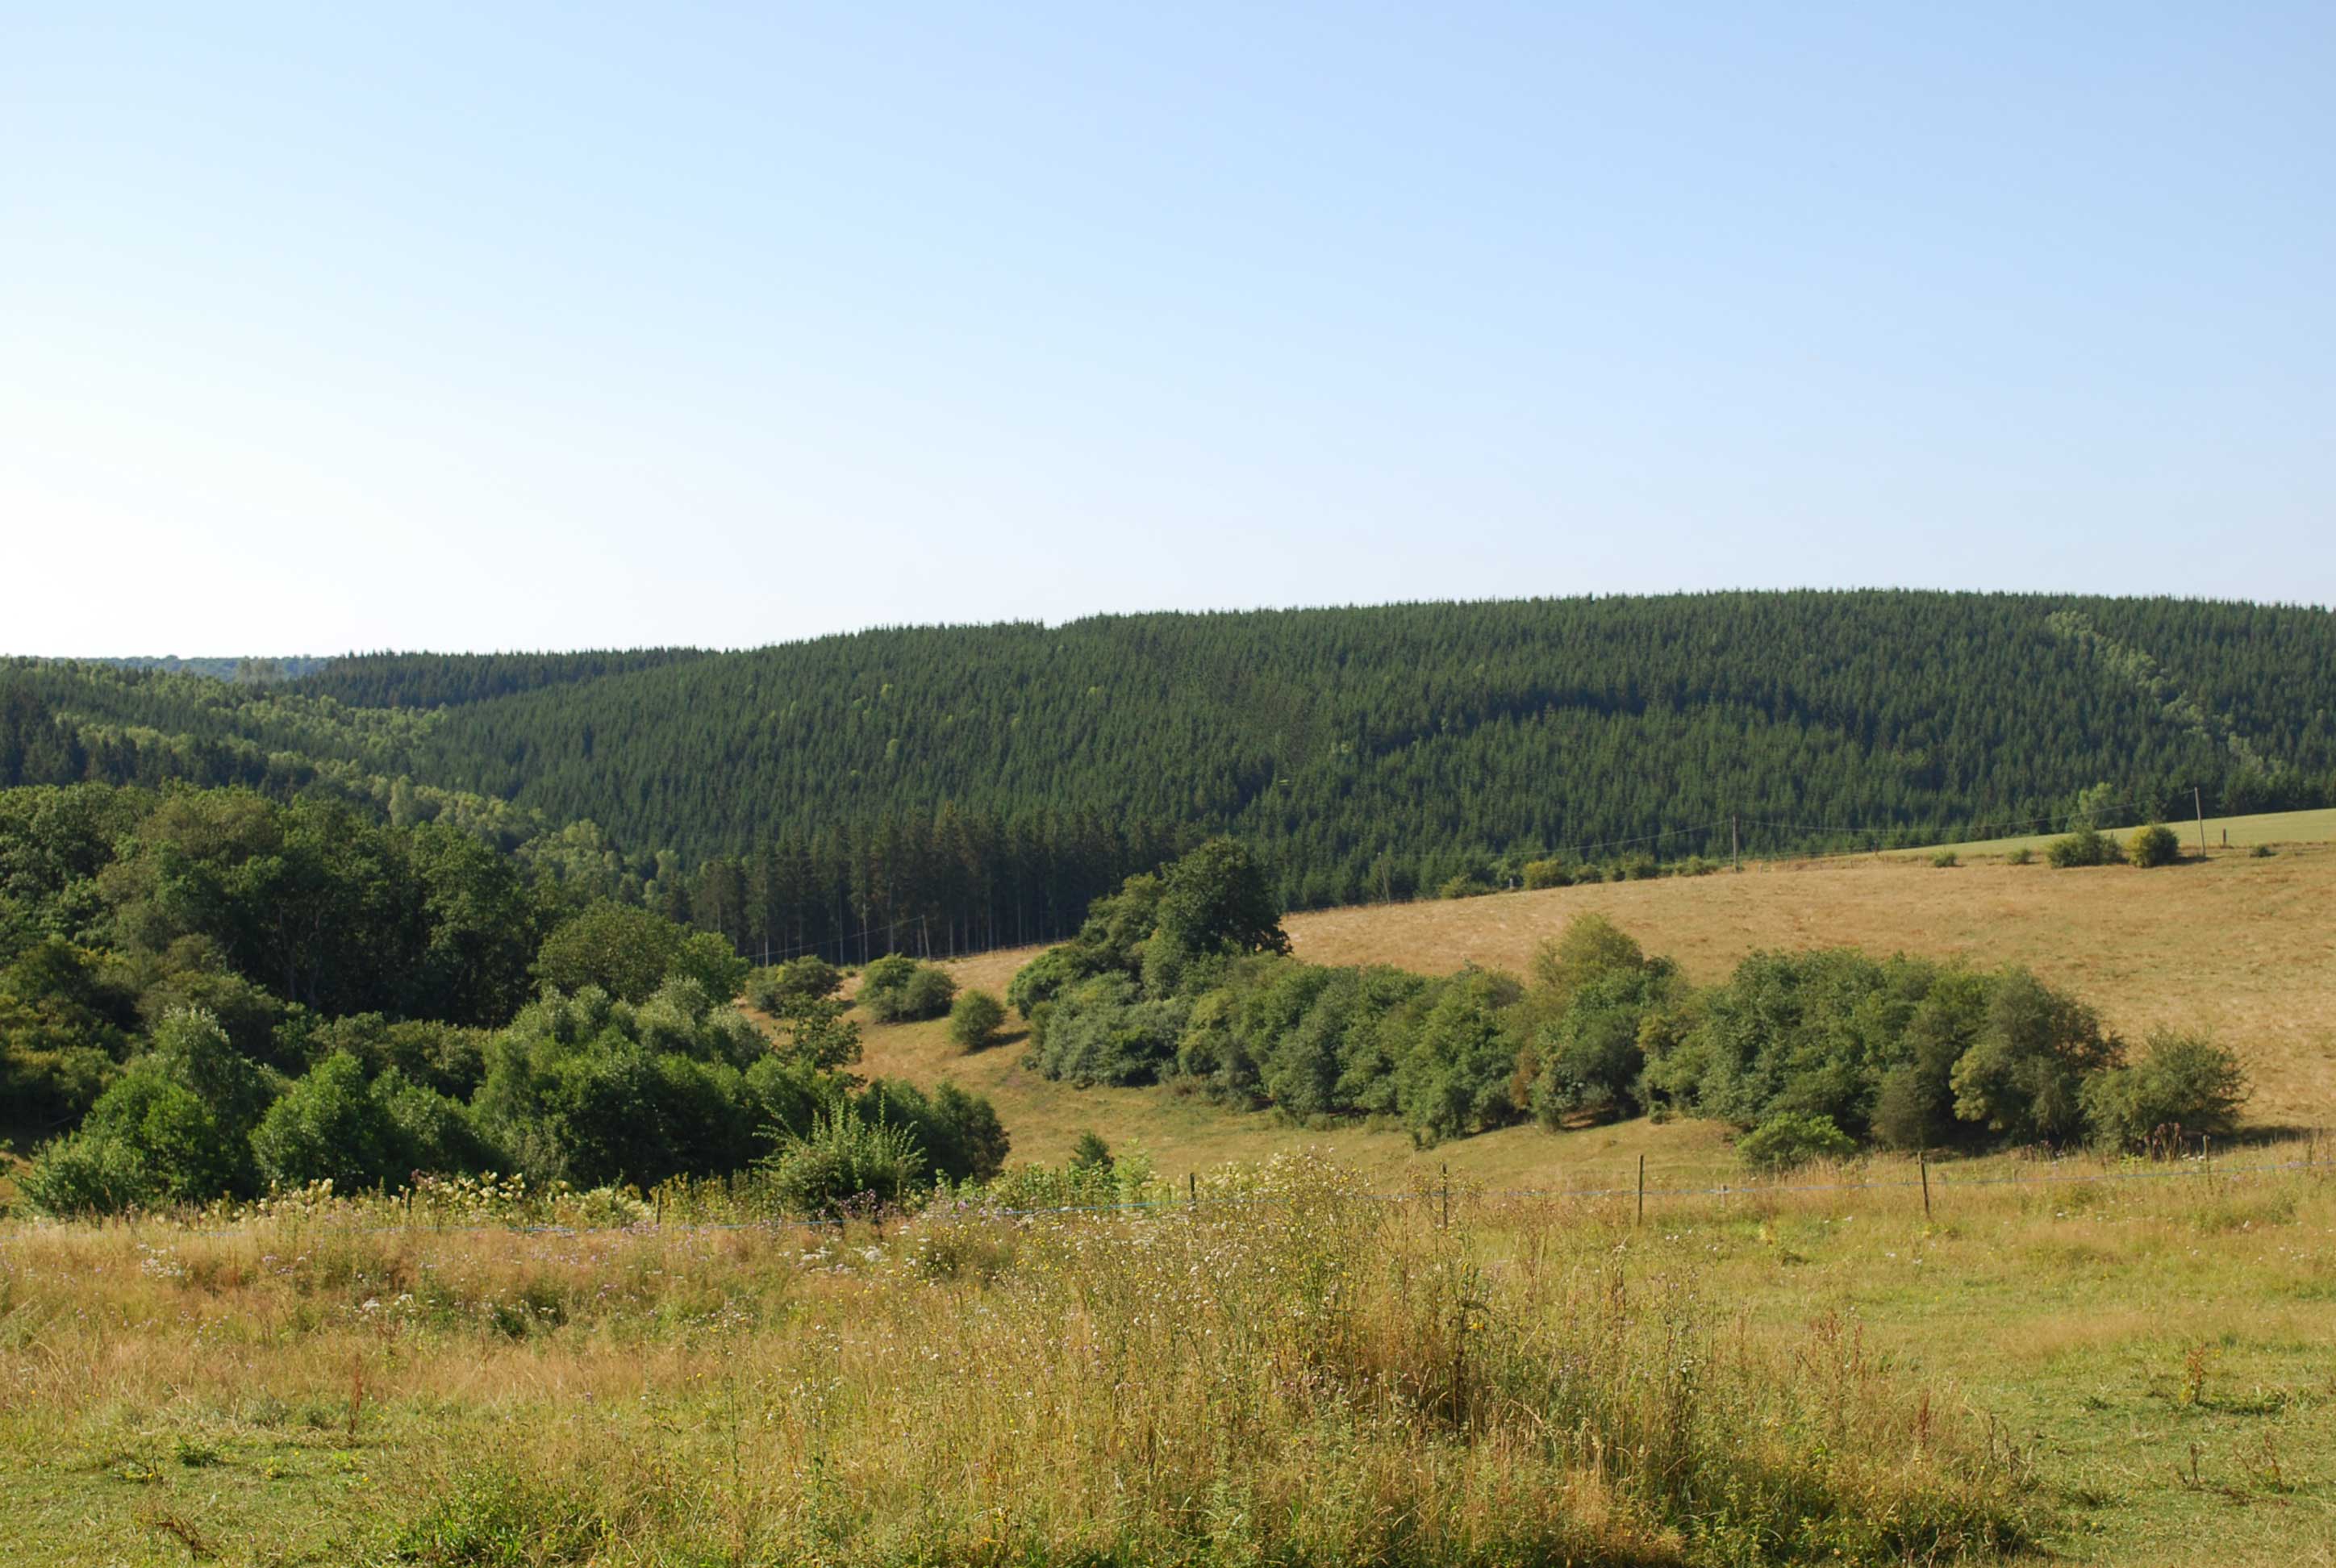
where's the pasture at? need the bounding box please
[2,1153,2330,1566]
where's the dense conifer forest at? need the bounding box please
[6,591,2334,963]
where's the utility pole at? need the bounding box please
[2195,787,2207,857]
[1731,815,1741,873]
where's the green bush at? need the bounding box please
[2250,843,2276,859]
[899,966,957,1020]
[2081,1032,2248,1149]
[1437,874,1492,899]
[1930,849,1959,868]
[1069,1130,1113,1170]
[1947,970,2117,1144]
[250,1053,404,1192]
[473,984,770,1187]
[854,1078,1010,1184]
[1520,858,1573,890]
[1028,974,1190,1086]
[17,1128,167,1216]
[745,956,841,1011]
[947,989,1006,1050]
[72,1008,273,1204]
[758,1103,927,1217]
[1737,1112,1858,1173]
[2004,846,2034,865]
[1005,946,1093,1020]
[2128,824,2181,868]
[859,955,957,1023]
[2046,827,2125,868]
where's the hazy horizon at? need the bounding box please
[15,582,2332,664]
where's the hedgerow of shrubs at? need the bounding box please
[1014,842,2250,1158]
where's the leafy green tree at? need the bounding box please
[68,1008,273,1204]
[1069,1130,1113,1170]
[0,937,137,1128]
[765,991,862,1071]
[1949,971,2117,1144]
[1156,839,1291,959]
[1526,964,1676,1126]
[1529,916,1651,1011]
[1387,968,1523,1144]
[533,905,709,1003]
[250,1053,403,1191]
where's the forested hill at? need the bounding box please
[334,591,2332,877]
[7,592,2335,954]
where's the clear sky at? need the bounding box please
[5,2,2330,654]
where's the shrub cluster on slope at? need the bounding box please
[1012,843,2250,1159]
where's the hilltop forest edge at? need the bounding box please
[4,592,2331,974]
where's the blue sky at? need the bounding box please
[5,2,2330,653]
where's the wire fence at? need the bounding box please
[65,1141,2326,1242]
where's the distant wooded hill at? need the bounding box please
[6,591,2333,958]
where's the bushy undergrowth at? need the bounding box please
[19,976,1009,1217]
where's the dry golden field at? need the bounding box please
[858,838,2336,1184]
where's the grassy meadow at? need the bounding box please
[3,1153,2331,1566]
[6,814,2334,1565]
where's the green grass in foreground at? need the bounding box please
[2,1153,2332,1566]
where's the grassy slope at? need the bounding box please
[860,826,2336,1182]
[1881,805,2336,861]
